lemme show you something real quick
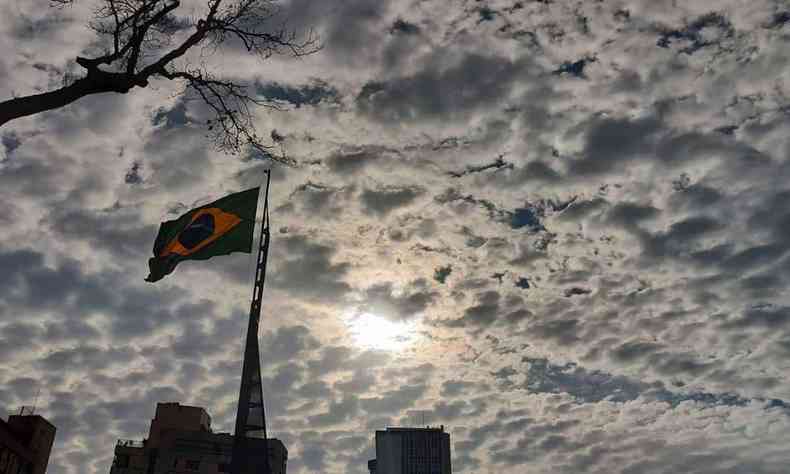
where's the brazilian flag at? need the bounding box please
[146,187,260,282]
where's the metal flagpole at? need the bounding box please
[231,170,273,474]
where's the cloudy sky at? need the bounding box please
[2,0,790,473]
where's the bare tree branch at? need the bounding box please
[0,0,320,164]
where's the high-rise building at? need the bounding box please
[368,426,451,474]
[110,402,286,474]
[0,407,57,474]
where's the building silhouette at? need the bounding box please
[368,426,451,474]
[109,402,286,474]
[0,407,56,474]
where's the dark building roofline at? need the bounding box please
[380,425,447,433]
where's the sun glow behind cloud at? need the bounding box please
[345,312,420,351]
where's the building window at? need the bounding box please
[185,460,200,471]
[218,462,230,472]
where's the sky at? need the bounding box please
[1,0,790,473]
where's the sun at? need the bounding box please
[345,312,420,351]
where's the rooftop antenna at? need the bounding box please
[32,388,41,415]
[17,388,41,416]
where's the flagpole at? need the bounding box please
[231,169,273,474]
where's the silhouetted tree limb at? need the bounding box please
[0,0,318,162]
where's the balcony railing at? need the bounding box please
[116,439,145,448]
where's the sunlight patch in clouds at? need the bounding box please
[344,312,420,352]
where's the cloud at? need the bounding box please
[4,0,790,473]
[443,291,510,331]
[45,204,157,259]
[722,304,790,330]
[255,80,340,108]
[269,234,352,302]
[325,148,382,174]
[307,396,360,427]
[151,99,189,129]
[656,13,734,55]
[359,185,424,216]
[356,53,526,123]
[568,116,664,176]
[360,279,437,321]
[389,18,420,35]
[1,130,20,158]
[360,383,427,415]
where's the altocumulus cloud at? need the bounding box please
[2,0,790,473]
